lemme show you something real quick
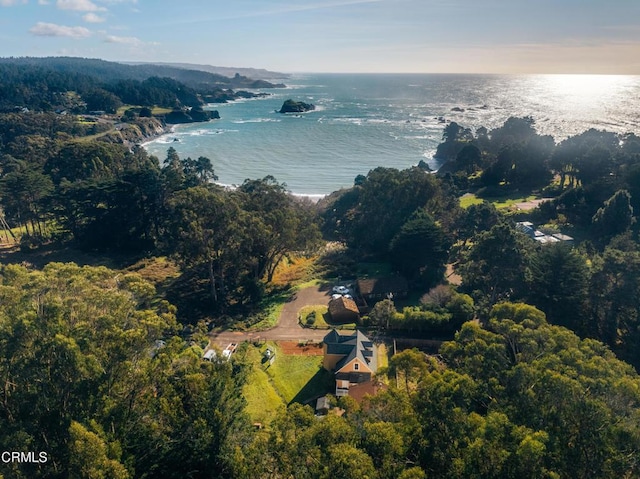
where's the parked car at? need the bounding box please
[332,285,350,295]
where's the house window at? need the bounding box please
[354,363,359,371]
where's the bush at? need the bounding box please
[305,310,317,325]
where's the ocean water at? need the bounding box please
[144,73,640,197]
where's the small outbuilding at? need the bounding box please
[315,396,331,414]
[328,296,360,323]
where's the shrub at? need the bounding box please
[306,310,317,325]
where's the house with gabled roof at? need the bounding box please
[322,329,378,397]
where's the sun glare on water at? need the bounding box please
[539,74,636,106]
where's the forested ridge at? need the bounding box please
[0,56,282,113]
[1,64,640,479]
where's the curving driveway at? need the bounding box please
[210,284,333,347]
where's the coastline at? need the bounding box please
[139,124,177,148]
[214,180,327,202]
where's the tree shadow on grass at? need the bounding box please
[289,367,335,406]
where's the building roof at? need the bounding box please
[357,276,408,296]
[517,222,574,244]
[328,296,359,317]
[552,233,574,242]
[316,396,330,412]
[323,329,377,373]
[515,221,535,236]
[347,380,388,403]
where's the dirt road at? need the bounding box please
[210,284,333,346]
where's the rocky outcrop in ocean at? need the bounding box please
[279,99,315,113]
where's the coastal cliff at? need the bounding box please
[96,117,168,146]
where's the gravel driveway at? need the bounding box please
[210,284,333,346]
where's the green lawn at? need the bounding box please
[268,345,331,404]
[299,305,329,327]
[298,305,358,330]
[459,192,538,210]
[242,343,334,424]
[459,193,484,208]
[242,346,285,424]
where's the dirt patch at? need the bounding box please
[514,198,553,211]
[279,341,324,356]
[445,263,462,286]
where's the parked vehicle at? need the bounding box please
[332,285,350,295]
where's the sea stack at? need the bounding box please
[279,99,315,113]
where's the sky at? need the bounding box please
[0,0,639,74]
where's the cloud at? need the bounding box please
[38,0,51,4]
[104,34,141,45]
[0,0,27,6]
[104,34,159,47]
[83,12,105,22]
[56,0,106,12]
[29,22,92,38]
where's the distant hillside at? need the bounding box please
[0,57,285,90]
[122,61,289,81]
[0,56,284,113]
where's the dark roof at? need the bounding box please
[328,296,359,316]
[323,330,377,373]
[357,276,408,296]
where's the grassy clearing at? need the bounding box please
[126,256,181,287]
[459,193,484,209]
[459,192,538,210]
[152,106,173,115]
[242,342,333,423]
[116,105,173,116]
[271,255,319,288]
[242,345,285,424]
[491,194,537,209]
[267,345,332,404]
[248,303,286,331]
[246,288,291,330]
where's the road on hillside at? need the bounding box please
[209,284,333,347]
